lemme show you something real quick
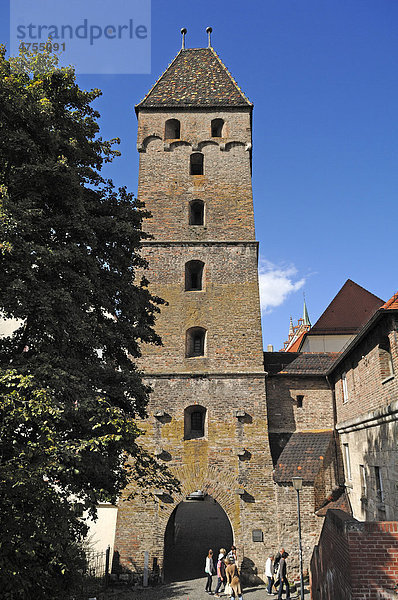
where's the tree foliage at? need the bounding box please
[0,46,178,597]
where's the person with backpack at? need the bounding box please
[273,547,285,590]
[225,557,243,600]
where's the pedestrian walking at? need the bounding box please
[225,557,243,600]
[277,552,290,600]
[265,554,274,595]
[205,549,215,594]
[214,548,227,597]
[273,547,284,590]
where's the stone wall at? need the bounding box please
[311,509,398,600]
[266,375,334,434]
[334,320,398,421]
[114,373,275,580]
[136,108,254,242]
[333,316,398,521]
[139,241,264,373]
[113,103,275,583]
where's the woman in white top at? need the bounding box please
[265,554,274,595]
[205,549,215,594]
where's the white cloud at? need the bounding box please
[258,260,305,314]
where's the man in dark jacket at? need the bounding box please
[277,552,290,599]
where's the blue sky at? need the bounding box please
[2,0,397,350]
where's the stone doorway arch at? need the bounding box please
[163,493,233,582]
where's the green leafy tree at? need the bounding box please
[0,46,178,597]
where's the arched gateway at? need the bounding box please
[113,40,276,583]
[164,493,233,581]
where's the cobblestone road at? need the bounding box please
[101,578,304,600]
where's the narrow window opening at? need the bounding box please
[189,200,205,226]
[342,372,349,403]
[343,443,352,481]
[378,337,394,380]
[360,465,367,499]
[211,118,224,137]
[191,411,203,432]
[296,395,304,408]
[165,118,180,139]
[185,260,204,291]
[186,327,206,357]
[184,405,206,440]
[375,466,384,502]
[190,153,204,175]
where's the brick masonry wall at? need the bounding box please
[334,320,398,422]
[137,109,254,242]
[114,374,276,580]
[139,242,264,372]
[113,104,275,583]
[334,317,398,522]
[310,510,353,600]
[266,375,334,433]
[275,483,330,579]
[310,510,398,600]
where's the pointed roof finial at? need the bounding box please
[181,27,187,50]
[206,26,213,48]
[289,316,294,336]
[303,293,311,327]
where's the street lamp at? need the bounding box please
[292,477,304,600]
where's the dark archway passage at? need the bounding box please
[163,495,233,582]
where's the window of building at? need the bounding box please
[342,371,349,403]
[211,118,224,137]
[343,443,352,481]
[185,260,204,291]
[186,327,206,357]
[296,395,304,408]
[378,337,394,381]
[189,200,205,226]
[360,465,367,499]
[165,118,180,139]
[190,153,204,175]
[184,405,206,439]
[375,466,384,502]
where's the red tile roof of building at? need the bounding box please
[273,431,334,483]
[382,291,398,310]
[310,279,384,335]
[286,331,307,352]
[136,48,252,109]
[277,353,340,375]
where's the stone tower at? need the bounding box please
[114,38,275,582]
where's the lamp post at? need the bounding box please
[292,477,304,600]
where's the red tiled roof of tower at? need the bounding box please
[310,279,384,335]
[136,48,252,109]
[382,291,398,310]
[273,431,334,483]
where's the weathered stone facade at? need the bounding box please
[331,310,398,522]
